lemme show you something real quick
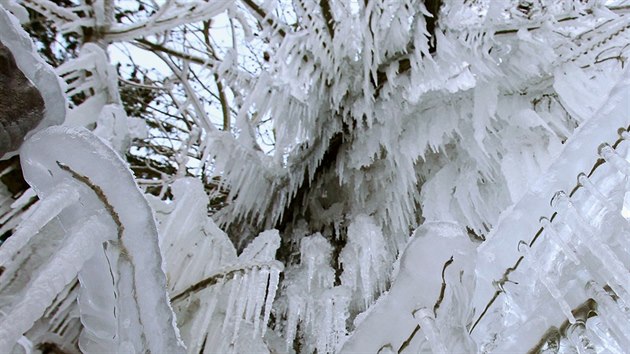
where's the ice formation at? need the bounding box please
[340,214,392,311]
[0,126,185,353]
[341,222,477,353]
[1,0,630,353]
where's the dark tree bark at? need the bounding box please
[0,40,45,157]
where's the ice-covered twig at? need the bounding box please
[171,260,283,302]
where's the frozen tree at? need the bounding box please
[1,0,630,353]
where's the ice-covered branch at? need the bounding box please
[1,126,187,353]
[104,1,234,42]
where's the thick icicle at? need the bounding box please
[599,144,630,176]
[261,267,279,337]
[518,242,576,324]
[585,281,630,349]
[576,173,616,212]
[77,244,119,353]
[539,217,580,265]
[0,216,111,352]
[0,181,79,266]
[413,308,448,354]
[552,192,630,297]
[567,322,597,354]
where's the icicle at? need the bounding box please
[551,192,630,298]
[567,321,597,354]
[245,266,259,322]
[576,173,616,212]
[0,180,79,266]
[539,217,580,264]
[622,178,630,222]
[317,294,334,354]
[189,283,223,353]
[252,266,266,337]
[261,267,279,337]
[300,233,334,291]
[340,215,391,310]
[115,257,145,353]
[285,293,301,351]
[231,272,249,343]
[223,273,242,333]
[77,245,118,353]
[599,144,630,176]
[585,281,630,349]
[413,308,448,354]
[0,216,111,352]
[586,317,625,354]
[518,242,576,323]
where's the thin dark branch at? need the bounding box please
[215,73,231,131]
[134,38,212,66]
[319,0,335,38]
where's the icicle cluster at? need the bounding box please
[2,1,630,353]
[340,214,392,311]
[471,74,630,353]
[152,178,285,353]
[341,221,478,353]
[280,233,351,354]
[206,0,630,261]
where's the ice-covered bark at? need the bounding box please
[0,5,65,159]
